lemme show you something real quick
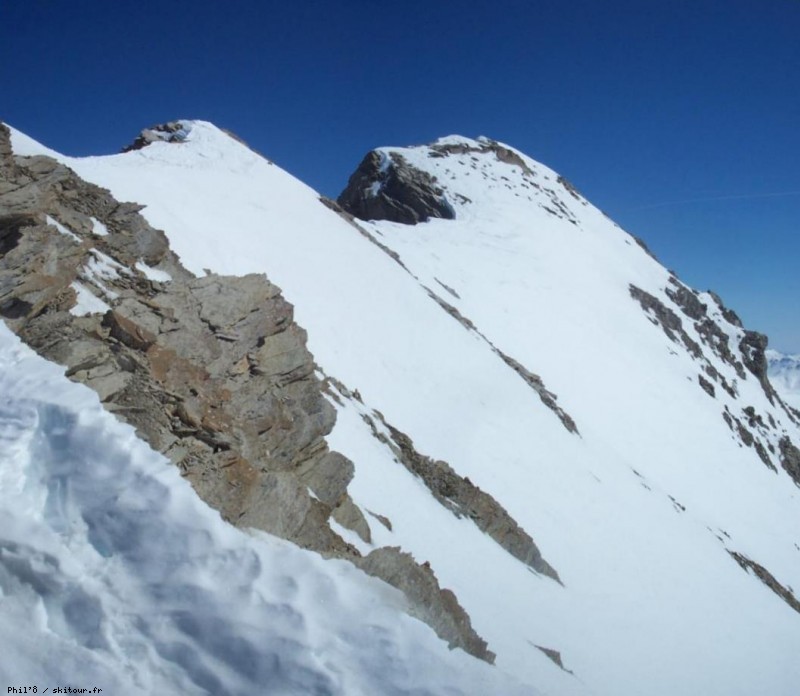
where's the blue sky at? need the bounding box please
[2,0,798,350]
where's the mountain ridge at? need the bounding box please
[2,118,800,696]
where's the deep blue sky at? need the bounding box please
[2,1,798,350]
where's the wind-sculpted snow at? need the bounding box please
[0,324,534,695]
[6,120,800,695]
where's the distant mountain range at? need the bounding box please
[1,119,799,696]
[768,349,800,411]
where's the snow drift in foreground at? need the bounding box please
[0,323,531,695]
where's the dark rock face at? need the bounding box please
[629,284,702,358]
[666,280,707,321]
[698,374,716,397]
[338,150,454,224]
[729,551,800,614]
[739,330,777,405]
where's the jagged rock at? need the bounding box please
[0,123,495,664]
[534,645,573,674]
[729,551,800,614]
[358,547,495,663]
[429,138,536,178]
[629,284,702,358]
[666,278,707,321]
[721,406,775,471]
[362,410,561,583]
[704,362,737,398]
[338,151,454,224]
[331,496,372,543]
[695,317,746,379]
[0,124,356,556]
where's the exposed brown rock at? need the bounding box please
[362,409,562,583]
[0,123,495,663]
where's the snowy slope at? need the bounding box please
[0,322,532,696]
[768,349,800,411]
[7,121,800,696]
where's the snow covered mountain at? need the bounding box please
[768,350,800,412]
[1,120,799,696]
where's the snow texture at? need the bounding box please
[0,322,532,696]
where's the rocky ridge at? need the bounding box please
[0,123,495,662]
[628,274,800,487]
[334,132,800,625]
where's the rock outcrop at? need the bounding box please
[338,150,455,224]
[729,551,800,614]
[360,408,561,583]
[122,121,191,152]
[0,123,493,661]
[0,124,362,555]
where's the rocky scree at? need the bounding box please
[0,123,494,662]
